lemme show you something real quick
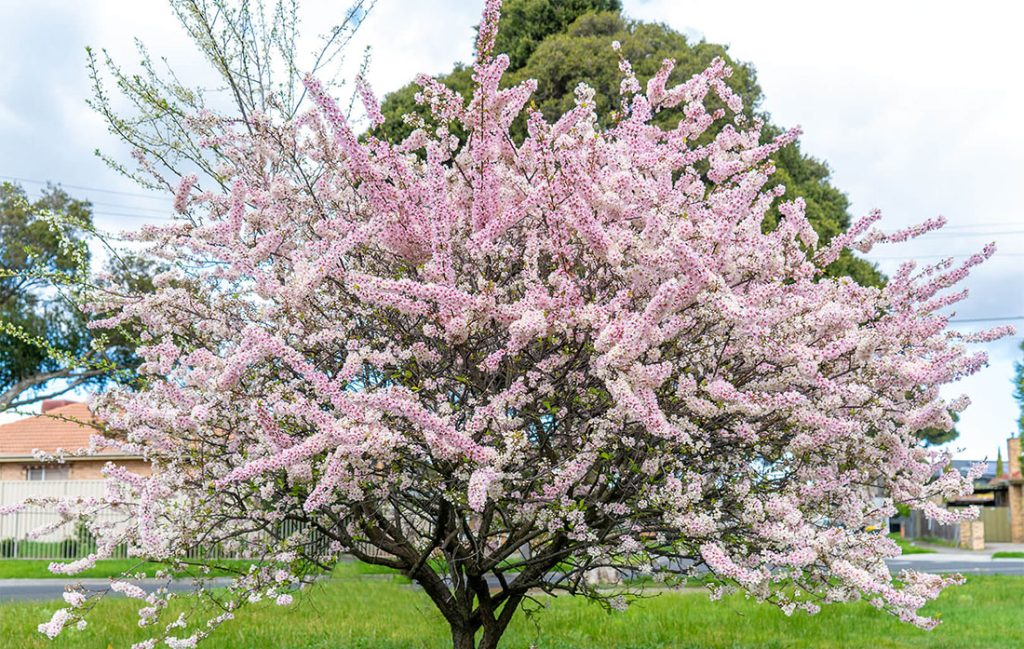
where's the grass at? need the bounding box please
[991,551,1024,559]
[0,557,404,580]
[914,536,959,549]
[0,559,257,580]
[1,570,1022,648]
[888,533,937,555]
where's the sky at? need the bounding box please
[0,0,1021,460]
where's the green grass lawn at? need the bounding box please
[888,534,937,556]
[1,571,1022,648]
[0,559,257,580]
[991,551,1024,559]
[0,557,403,580]
[913,536,959,549]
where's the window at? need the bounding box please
[25,464,70,481]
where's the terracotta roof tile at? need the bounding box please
[0,402,119,457]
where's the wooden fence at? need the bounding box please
[980,507,1012,543]
[903,509,960,544]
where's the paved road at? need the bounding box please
[885,556,1024,575]
[2,556,1022,602]
[0,577,234,602]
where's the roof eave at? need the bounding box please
[0,454,144,464]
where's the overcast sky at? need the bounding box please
[1,0,1021,460]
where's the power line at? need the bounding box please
[917,230,1024,239]
[949,316,1024,323]
[939,222,1024,230]
[871,253,1024,261]
[1,175,176,220]
[0,174,171,202]
[6,174,1024,260]
[88,200,171,214]
[92,211,174,222]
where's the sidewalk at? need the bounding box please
[896,541,1024,563]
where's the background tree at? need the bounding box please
[16,3,1005,647]
[917,411,959,447]
[0,183,108,410]
[376,1,881,286]
[492,0,622,69]
[0,182,165,412]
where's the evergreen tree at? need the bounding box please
[376,1,882,285]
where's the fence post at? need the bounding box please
[13,509,20,559]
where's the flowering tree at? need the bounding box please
[12,1,1011,647]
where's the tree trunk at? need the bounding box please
[478,627,505,649]
[450,625,508,649]
[451,625,478,649]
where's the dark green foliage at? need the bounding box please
[0,182,150,410]
[0,183,96,409]
[917,410,959,447]
[376,2,882,286]
[493,0,622,70]
[507,13,760,135]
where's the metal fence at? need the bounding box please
[0,480,113,559]
[0,480,271,561]
[0,480,380,562]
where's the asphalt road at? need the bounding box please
[0,577,234,602]
[2,558,1023,602]
[885,558,1024,575]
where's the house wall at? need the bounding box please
[1008,438,1023,543]
[0,459,151,481]
[68,460,151,480]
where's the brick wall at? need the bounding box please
[0,459,151,481]
[70,459,152,479]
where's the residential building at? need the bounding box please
[984,437,1024,543]
[0,400,149,481]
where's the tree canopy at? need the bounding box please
[376,2,881,286]
[492,0,622,70]
[0,183,103,410]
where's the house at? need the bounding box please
[929,437,1024,545]
[0,400,149,481]
[0,400,150,557]
[946,459,1002,506]
[894,445,1020,548]
[980,437,1024,543]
